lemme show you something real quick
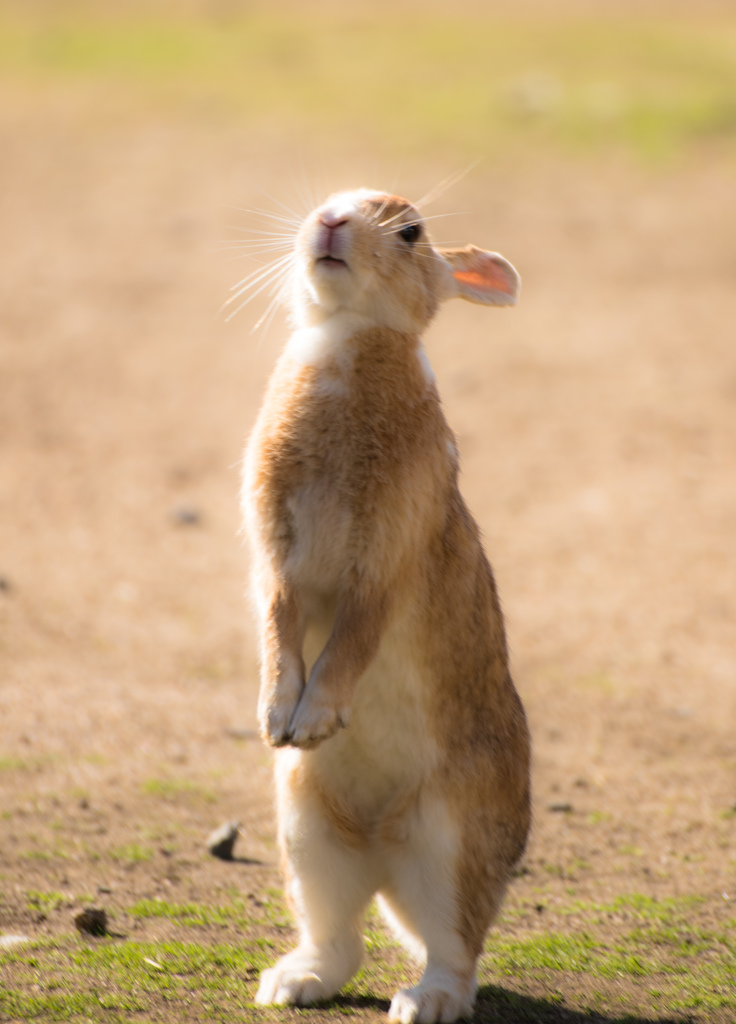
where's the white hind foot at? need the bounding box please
[255,753,378,1008]
[255,942,357,1006]
[388,968,476,1024]
[255,964,323,1006]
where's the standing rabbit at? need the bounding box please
[242,188,531,1023]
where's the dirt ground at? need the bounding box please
[0,98,735,1020]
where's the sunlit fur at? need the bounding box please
[242,189,530,1024]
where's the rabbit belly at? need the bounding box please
[305,618,437,827]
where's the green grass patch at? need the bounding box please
[609,892,705,920]
[128,890,295,939]
[1,10,736,160]
[0,756,32,772]
[586,810,611,825]
[0,755,51,773]
[25,890,68,914]
[18,844,70,863]
[0,935,271,1021]
[129,897,248,929]
[2,890,735,1020]
[108,842,154,865]
[484,891,736,1017]
[140,777,218,804]
[69,936,271,984]
[487,930,609,974]
[258,887,291,930]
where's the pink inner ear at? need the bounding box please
[454,265,512,295]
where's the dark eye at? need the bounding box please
[399,223,421,245]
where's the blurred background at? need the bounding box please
[0,0,735,1013]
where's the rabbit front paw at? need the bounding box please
[286,688,351,749]
[259,669,304,747]
[261,699,298,747]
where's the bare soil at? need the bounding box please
[0,107,735,1020]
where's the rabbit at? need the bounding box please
[242,188,531,1024]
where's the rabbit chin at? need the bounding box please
[294,267,428,336]
[293,262,378,327]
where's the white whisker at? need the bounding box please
[221,184,309,329]
[416,212,467,224]
[369,194,392,226]
[228,206,302,229]
[410,248,452,263]
[390,159,405,199]
[249,187,305,224]
[294,157,318,221]
[251,288,287,334]
[375,213,464,235]
[228,249,295,284]
[226,265,289,304]
[414,161,480,209]
[215,239,295,251]
[376,207,408,229]
[215,244,296,258]
[224,226,298,238]
[220,249,293,266]
[226,253,295,304]
[224,259,295,322]
[224,272,289,322]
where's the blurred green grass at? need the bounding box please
[1,9,736,158]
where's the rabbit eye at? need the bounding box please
[398,223,421,245]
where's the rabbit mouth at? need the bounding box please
[316,255,348,269]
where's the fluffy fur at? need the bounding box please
[242,189,531,1023]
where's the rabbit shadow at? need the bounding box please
[327,985,686,1023]
[473,983,687,1022]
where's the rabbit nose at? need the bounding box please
[319,212,349,229]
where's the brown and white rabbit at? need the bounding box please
[242,188,531,1024]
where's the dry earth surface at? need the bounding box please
[0,53,735,1024]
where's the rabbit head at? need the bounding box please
[290,189,520,333]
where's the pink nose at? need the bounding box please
[319,211,349,229]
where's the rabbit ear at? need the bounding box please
[437,245,520,306]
